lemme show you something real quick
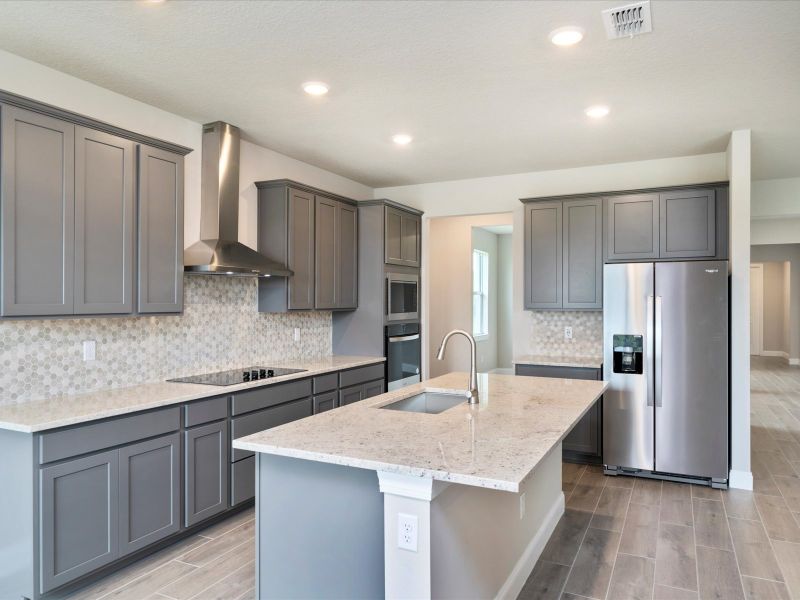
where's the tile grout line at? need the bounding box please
[602,484,634,600]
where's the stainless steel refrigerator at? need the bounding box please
[603,261,729,487]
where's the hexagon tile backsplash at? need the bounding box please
[526,310,603,357]
[0,276,332,405]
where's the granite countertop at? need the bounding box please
[512,354,603,369]
[0,355,385,433]
[233,372,607,492]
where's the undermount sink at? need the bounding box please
[379,391,467,414]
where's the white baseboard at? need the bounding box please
[789,358,800,366]
[760,350,788,359]
[495,491,565,600]
[729,469,754,491]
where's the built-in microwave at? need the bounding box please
[386,272,419,322]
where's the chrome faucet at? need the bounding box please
[436,329,479,404]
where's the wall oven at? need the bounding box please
[385,322,421,391]
[386,272,419,322]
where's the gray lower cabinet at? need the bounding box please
[385,206,421,268]
[524,201,562,309]
[514,364,602,464]
[231,456,256,506]
[659,188,716,258]
[137,145,184,313]
[39,450,119,594]
[313,390,338,414]
[339,379,384,406]
[74,127,135,314]
[605,194,660,261]
[119,433,180,556]
[363,379,385,399]
[1,105,76,317]
[185,421,229,527]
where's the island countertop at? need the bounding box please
[233,371,607,492]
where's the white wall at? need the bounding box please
[761,262,788,354]
[752,244,800,363]
[471,228,499,372]
[751,177,800,245]
[497,233,514,368]
[0,49,373,251]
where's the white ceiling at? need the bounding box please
[0,1,798,187]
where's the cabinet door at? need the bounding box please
[363,379,385,399]
[315,196,337,309]
[39,450,119,593]
[185,421,229,527]
[563,402,600,456]
[75,127,135,314]
[606,194,659,261]
[137,146,184,313]
[313,391,338,414]
[659,189,716,258]
[336,202,358,309]
[339,384,365,406]
[119,433,180,556]
[1,106,75,316]
[563,198,602,309]
[524,201,562,309]
[385,207,421,267]
[287,188,315,309]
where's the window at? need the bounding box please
[472,249,489,338]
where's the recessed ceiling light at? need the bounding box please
[585,105,610,119]
[549,26,585,47]
[302,81,329,96]
[392,134,413,146]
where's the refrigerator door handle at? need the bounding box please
[655,295,663,408]
[646,295,655,407]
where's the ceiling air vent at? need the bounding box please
[602,1,653,39]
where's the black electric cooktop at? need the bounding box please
[168,366,307,386]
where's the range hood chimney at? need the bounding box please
[184,121,292,277]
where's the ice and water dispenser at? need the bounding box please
[612,335,643,374]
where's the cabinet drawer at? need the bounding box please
[231,397,312,461]
[313,391,338,414]
[231,379,311,416]
[39,406,181,464]
[313,373,338,394]
[184,396,228,428]
[514,364,600,380]
[339,363,384,389]
[231,456,255,506]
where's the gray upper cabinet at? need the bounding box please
[315,195,338,309]
[39,450,119,593]
[185,420,229,527]
[659,189,716,258]
[524,201,562,309]
[336,202,358,309]
[118,433,180,556]
[137,145,184,314]
[1,106,76,317]
[563,198,602,310]
[605,194,660,261]
[288,189,316,309]
[75,127,135,314]
[385,206,421,267]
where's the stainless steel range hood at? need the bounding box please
[184,122,292,277]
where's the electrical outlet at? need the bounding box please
[564,326,573,341]
[82,340,96,361]
[519,493,526,520]
[293,328,301,342]
[397,513,418,552]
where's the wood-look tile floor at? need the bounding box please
[64,357,799,600]
[518,356,800,600]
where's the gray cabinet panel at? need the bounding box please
[74,127,135,314]
[313,391,338,414]
[385,206,421,267]
[659,189,716,258]
[231,397,313,461]
[315,196,337,309]
[288,188,315,309]
[606,194,659,261]
[313,373,338,394]
[231,456,255,506]
[184,395,228,428]
[231,378,312,416]
[1,105,75,316]
[339,363,385,388]
[119,433,180,556]
[39,406,181,464]
[137,145,184,313]
[185,421,229,527]
[363,379,384,399]
[339,384,364,406]
[39,450,119,593]
[563,198,602,309]
[336,202,358,309]
[524,201,562,309]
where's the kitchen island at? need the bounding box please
[233,371,607,599]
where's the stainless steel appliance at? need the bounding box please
[385,322,421,390]
[603,261,729,488]
[386,272,419,322]
[168,366,306,386]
